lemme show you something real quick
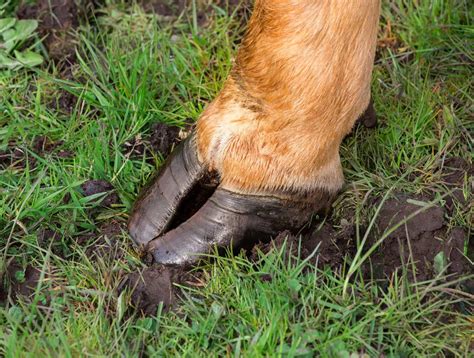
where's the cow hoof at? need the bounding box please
[146,189,315,267]
[128,134,208,246]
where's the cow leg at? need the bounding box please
[129,0,381,266]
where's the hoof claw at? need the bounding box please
[146,189,314,266]
[128,135,206,245]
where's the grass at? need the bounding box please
[0,0,472,356]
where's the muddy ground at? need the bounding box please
[1,0,472,316]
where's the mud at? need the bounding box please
[122,152,471,315]
[0,264,45,304]
[149,122,184,157]
[81,179,120,208]
[254,191,471,280]
[123,122,190,162]
[117,265,178,315]
[368,194,470,281]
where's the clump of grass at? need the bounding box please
[1,239,471,356]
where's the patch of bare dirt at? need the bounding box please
[123,121,192,161]
[368,194,470,281]
[117,265,178,315]
[0,263,52,305]
[17,0,79,64]
[81,179,121,208]
[251,191,471,283]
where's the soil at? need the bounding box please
[117,265,178,315]
[123,121,192,161]
[17,0,79,64]
[367,194,470,281]
[0,264,45,304]
[81,179,121,208]
[139,0,252,27]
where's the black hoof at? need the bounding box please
[146,189,315,267]
[357,98,377,129]
[128,135,207,245]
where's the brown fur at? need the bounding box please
[197,0,380,198]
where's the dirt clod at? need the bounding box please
[375,195,445,239]
[81,179,120,207]
[118,265,177,315]
[150,122,183,157]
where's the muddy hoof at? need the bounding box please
[146,189,315,267]
[128,134,207,245]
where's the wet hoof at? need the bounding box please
[146,189,315,267]
[128,134,207,245]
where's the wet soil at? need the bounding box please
[118,265,178,315]
[255,190,471,280]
